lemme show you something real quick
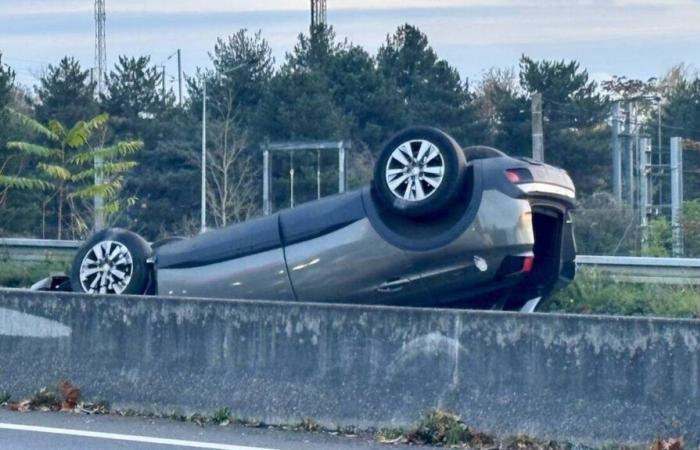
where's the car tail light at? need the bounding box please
[496,255,534,277]
[505,168,533,184]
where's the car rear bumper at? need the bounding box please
[518,181,575,201]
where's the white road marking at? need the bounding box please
[0,423,279,450]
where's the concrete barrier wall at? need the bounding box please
[0,288,698,445]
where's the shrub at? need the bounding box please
[545,268,700,318]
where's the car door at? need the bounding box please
[280,193,428,305]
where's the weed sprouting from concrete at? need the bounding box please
[375,427,404,443]
[212,407,231,426]
[297,418,322,432]
[0,391,10,405]
[406,409,473,446]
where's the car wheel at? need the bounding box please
[373,127,467,218]
[70,228,152,295]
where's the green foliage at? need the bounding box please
[0,52,15,144]
[210,29,274,127]
[520,56,609,195]
[101,54,200,239]
[682,200,700,257]
[405,410,473,446]
[661,68,700,202]
[6,112,142,238]
[520,56,606,126]
[572,193,637,255]
[35,57,97,126]
[2,26,700,242]
[544,268,700,318]
[103,56,164,119]
[211,406,231,425]
[644,216,672,257]
[0,259,69,288]
[0,175,50,191]
[377,24,477,142]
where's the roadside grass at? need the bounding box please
[544,268,700,318]
[375,410,656,450]
[0,259,69,288]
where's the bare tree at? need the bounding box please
[197,85,259,228]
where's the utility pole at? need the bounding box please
[670,137,684,257]
[531,92,544,162]
[177,49,182,106]
[623,101,635,207]
[94,0,106,232]
[611,102,622,202]
[201,79,207,233]
[639,137,651,253]
[657,97,663,208]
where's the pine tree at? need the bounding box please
[35,57,98,126]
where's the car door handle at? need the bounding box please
[377,278,411,293]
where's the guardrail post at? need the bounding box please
[670,137,684,257]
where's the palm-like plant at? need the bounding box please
[5,111,142,239]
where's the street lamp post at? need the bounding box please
[201,79,207,234]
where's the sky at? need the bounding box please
[1,0,699,92]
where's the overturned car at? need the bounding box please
[37,127,576,312]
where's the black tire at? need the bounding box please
[373,127,467,218]
[70,228,152,295]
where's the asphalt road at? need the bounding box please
[0,410,431,450]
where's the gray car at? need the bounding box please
[40,127,576,312]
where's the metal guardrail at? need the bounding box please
[0,238,80,264]
[1,238,699,284]
[575,255,700,285]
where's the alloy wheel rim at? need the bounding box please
[385,139,445,202]
[79,240,133,294]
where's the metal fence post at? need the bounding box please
[263,148,271,216]
[670,137,684,257]
[338,141,346,193]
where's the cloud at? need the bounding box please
[2,0,696,15]
[2,0,699,88]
